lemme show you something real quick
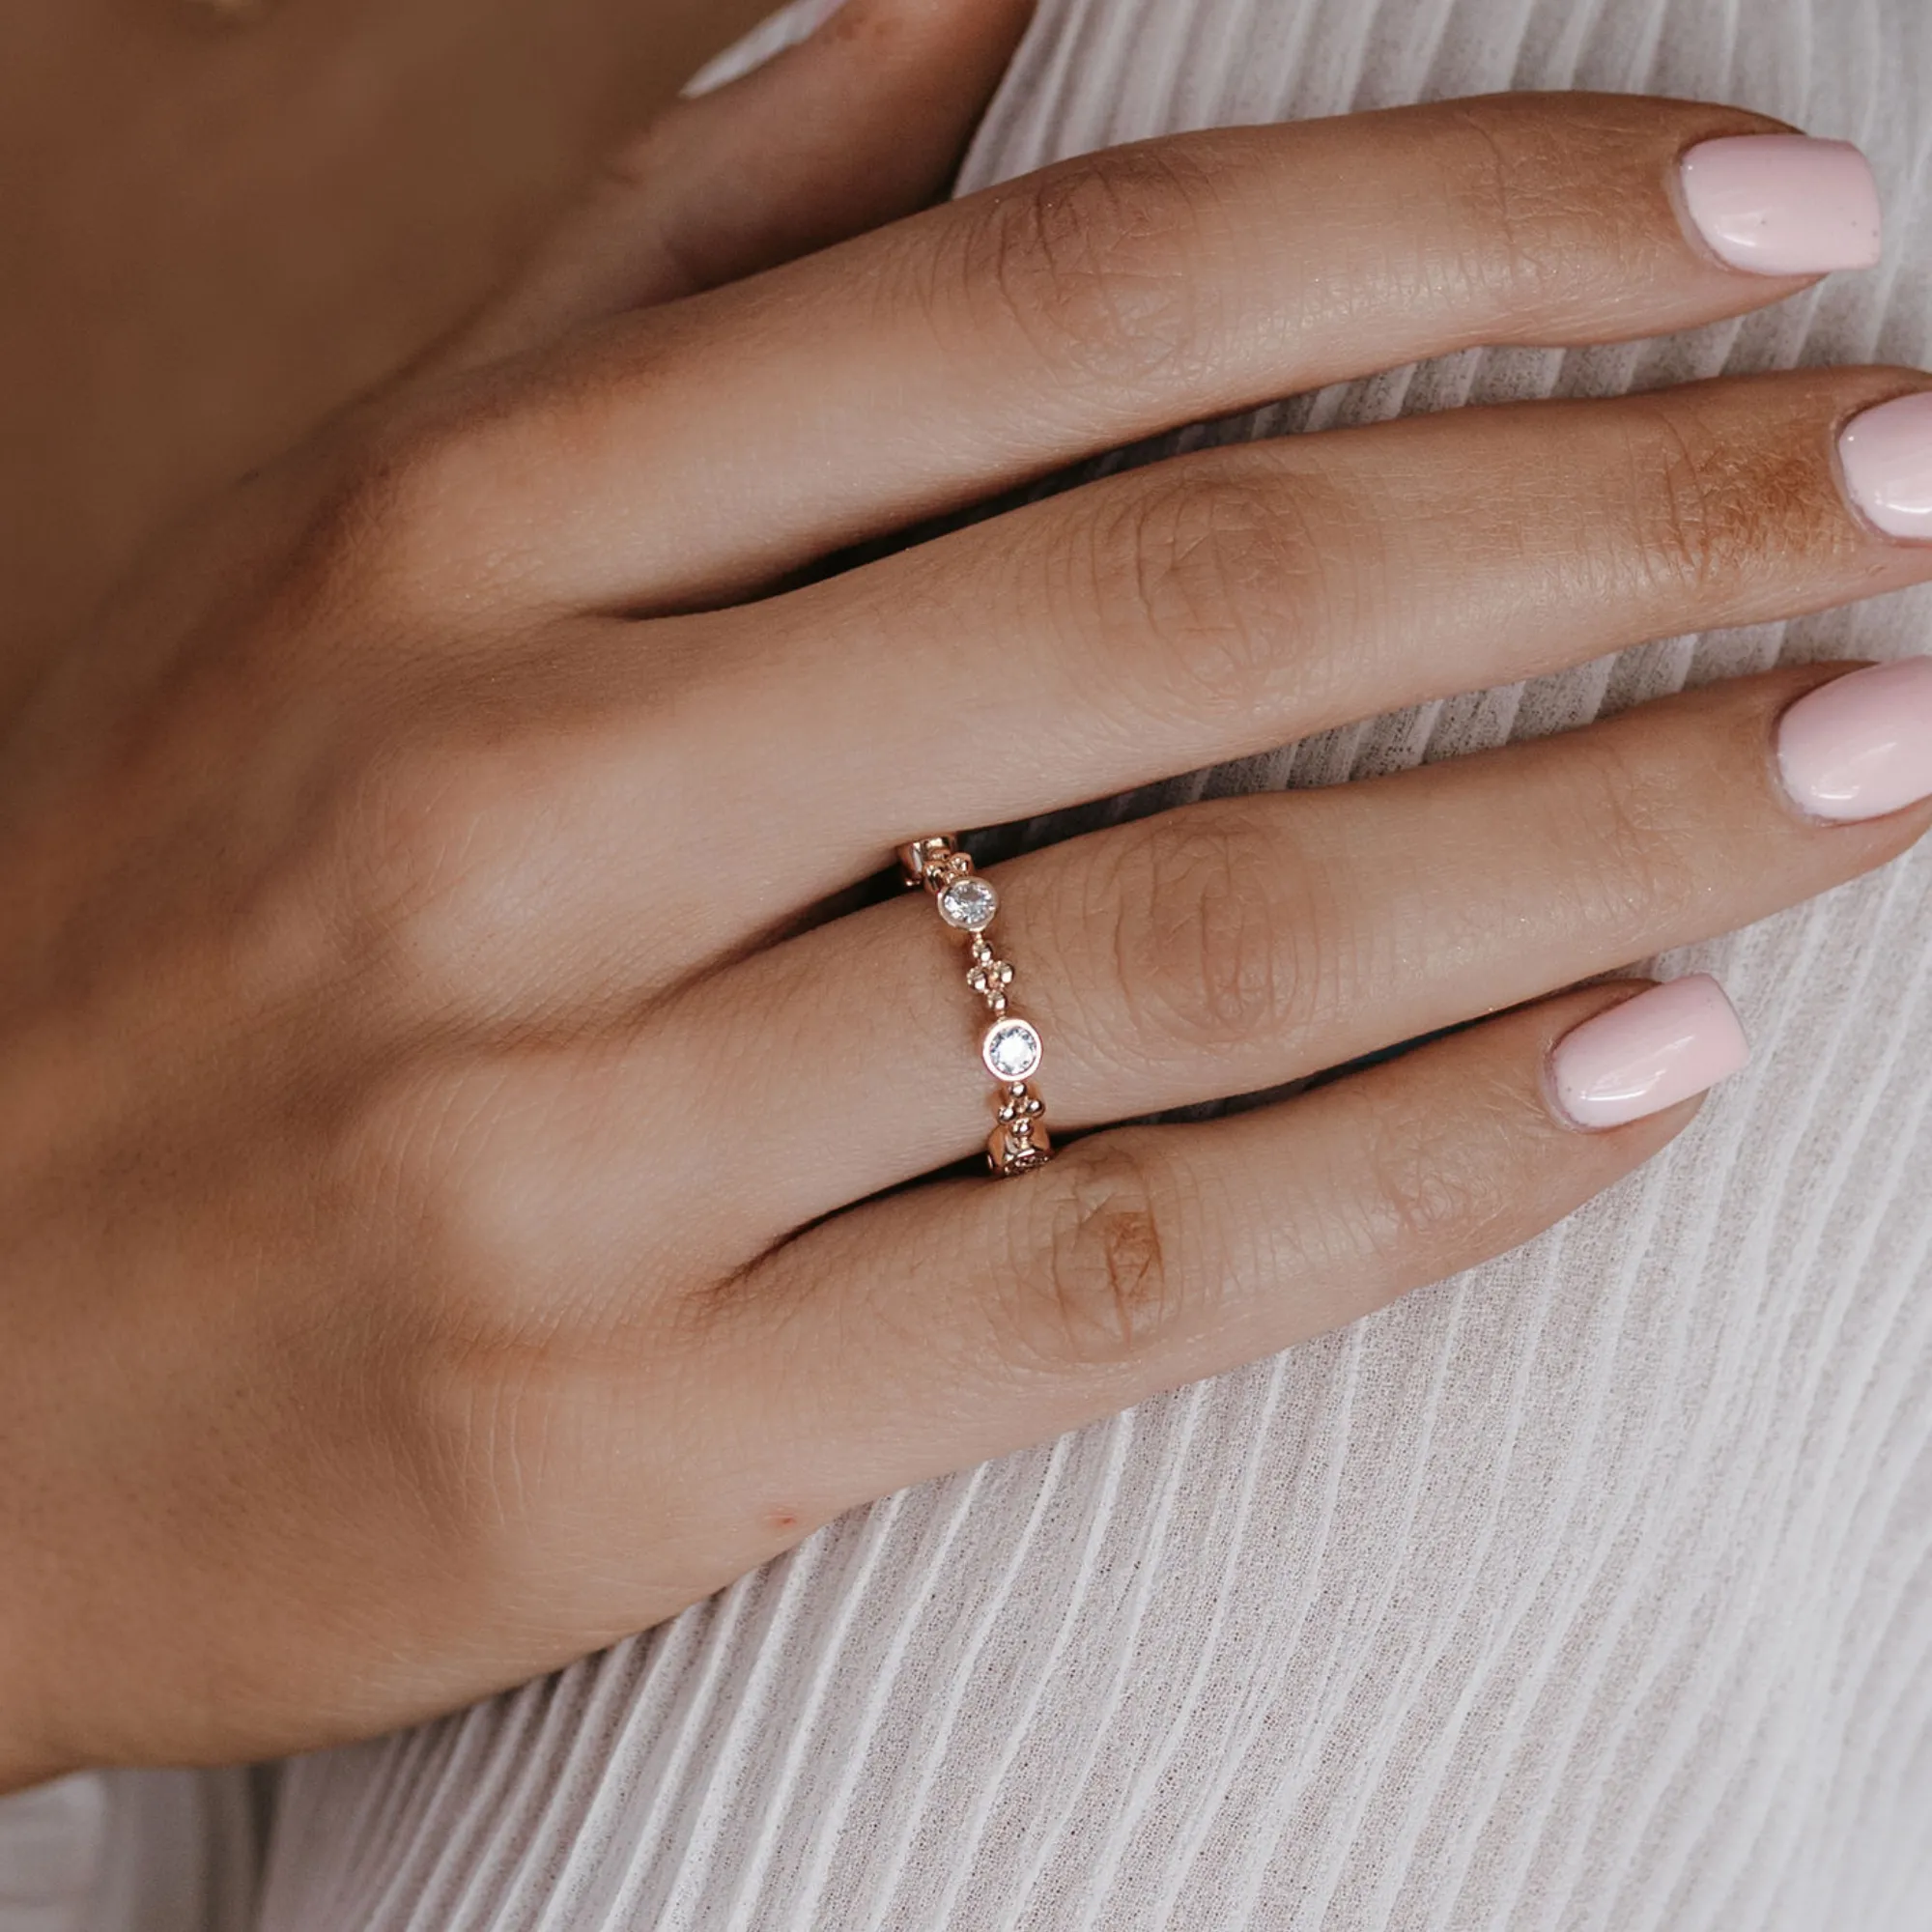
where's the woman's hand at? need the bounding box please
[5,0,1930,1785]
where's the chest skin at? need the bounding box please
[0,0,771,724]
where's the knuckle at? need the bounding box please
[1007,1139,1188,1370]
[1358,1083,1520,1263]
[336,1057,555,1344]
[302,409,509,616]
[337,739,541,1018]
[1427,99,1650,319]
[1077,464,1331,721]
[1625,410,1751,596]
[1435,106,1551,306]
[1609,401,1849,602]
[945,145,1230,397]
[323,706,690,1027]
[1550,727,1706,930]
[1086,808,1325,1056]
[329,1069,584,1539]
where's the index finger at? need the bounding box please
[392,95,1878,611]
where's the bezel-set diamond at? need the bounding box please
[982,1015,1043,1085]
[937,875,999,931]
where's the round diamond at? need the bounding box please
[937,875,999,931]
[982,1015,1042,1084]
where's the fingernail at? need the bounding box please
[1678,134,1882,275]
[1776,657,1932,821]
[1548,976,1750,1131]
[1838,392,1932,540]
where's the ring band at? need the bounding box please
[900,836,1054,1177]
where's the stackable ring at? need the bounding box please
[899,836,1053,1177]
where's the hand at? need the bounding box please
[5,3,1930,1785]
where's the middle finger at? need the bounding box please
[688,366,1931,885]
[423,367,1932,1009]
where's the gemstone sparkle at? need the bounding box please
[937,875,999,932]
[982,1015,1043,1084]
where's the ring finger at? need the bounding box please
[553,654,1932,1264]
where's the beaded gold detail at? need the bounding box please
[900,836,1053,1177]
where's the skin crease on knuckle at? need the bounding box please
[990,1024,1598,1395]
[1068,457,1354,731]
[1427,101,1650,326]
[1008,1137,1190,1376]
[1611,391,1863,606]
[1528,726,1714,939]
[1347,1061,1566,1279]
[1078,808,1334,1066]
[927,94,1737,408]
[1421,96,1778,337]
[1531,673,1886,934]
[935,142,1235,408]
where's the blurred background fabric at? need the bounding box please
[0,1770,257,1932]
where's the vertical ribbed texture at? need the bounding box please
[234,0,1932,1924]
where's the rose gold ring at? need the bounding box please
[899,836,1053,1178]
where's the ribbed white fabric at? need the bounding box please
[14,0,1932,1925]
[0,1767,260,1932]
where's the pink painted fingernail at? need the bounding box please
[1548,976,1750,1131]
[1776,657,1932,821]
[1838,393,1932,540]
[1678,134,1882,275]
